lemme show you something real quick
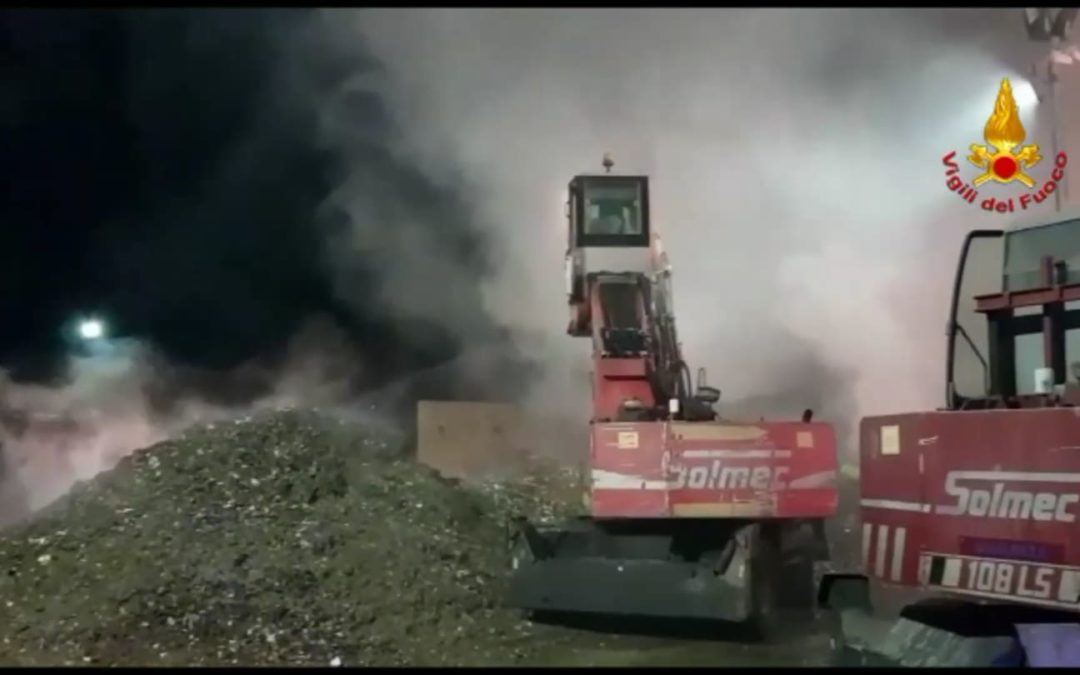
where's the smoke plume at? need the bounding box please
[0,8,529,524]
[2,8,1068,522]
[0,319,370,525]
[317,8,1058,456]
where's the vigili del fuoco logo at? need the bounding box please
[942,78,1068,213]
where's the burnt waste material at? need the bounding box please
[0,408,578,666]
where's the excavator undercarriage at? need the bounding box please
[508,516,829,629]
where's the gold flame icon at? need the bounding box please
[967,78,1042,187]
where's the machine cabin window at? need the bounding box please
[1009,306,1080,394]
[571,176,650,248]
[586,185,642,236]
[948,219,1080,405]
[1004,218,1080,291]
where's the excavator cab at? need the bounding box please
[947,211,1080,409]
[568,174,650,245]
[565,159,654,344]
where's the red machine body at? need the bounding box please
[859,407,1080,611]
[823,212,1080,666]
[859,216,1080,612]
[590,419,838,519]
[506,159,836,626]
[564,169,838,523]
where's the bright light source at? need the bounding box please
[1013,79,1040,110]
[78,319,105,340]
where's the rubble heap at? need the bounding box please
[0,409,580,666]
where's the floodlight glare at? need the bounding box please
[1013,78,1040,110]
[78,318,105,340]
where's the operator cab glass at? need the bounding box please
[947,215,1080,407]
[1004,218,1080,291]
[568,175,650,248]
[585,183,643,236]
[1004,218,1080,396]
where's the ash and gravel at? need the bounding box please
[0,408,582,667]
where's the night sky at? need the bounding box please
[2,9,513,400]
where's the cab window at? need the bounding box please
[584,183,643,236]
[1004,218,1080,291]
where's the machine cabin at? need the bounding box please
[567,174,651,250]
[947,213,1080,410]
[565,174,654,339]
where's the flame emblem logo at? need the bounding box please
[967,78,1042,188]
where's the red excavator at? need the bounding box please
[819,210,1080,666]
[505,156,839,632]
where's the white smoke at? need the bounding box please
[6,10,1065,521]
[314,8,1068,451]
[0,319,369,525]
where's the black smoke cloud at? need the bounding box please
[1,8,528,404]
[0,8,536,522]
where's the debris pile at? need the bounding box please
[0,409,580,666]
